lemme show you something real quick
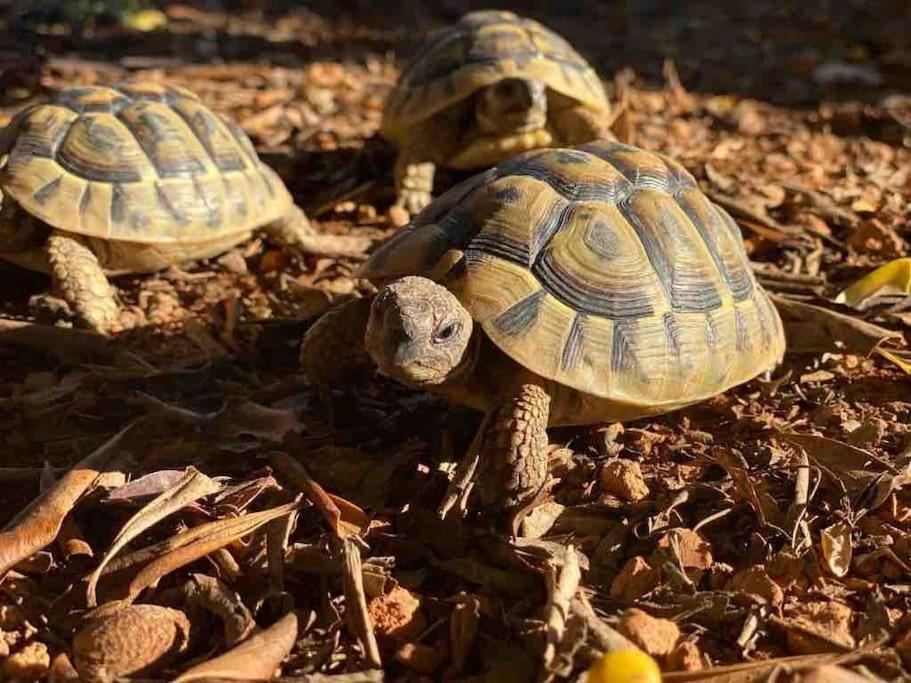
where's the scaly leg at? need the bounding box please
[392,117,458,216]
[475,383,551,511]
[44,230,119,334]
[551,104,616,145]
[300,295,375,386]
[265,206,371,258]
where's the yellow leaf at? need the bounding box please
[877,347,911,375]
[835,258,911,308]
[124,9,168,32]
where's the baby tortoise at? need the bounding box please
[0,81,367,333]
[301,142,786,509]
[382,10,611,214]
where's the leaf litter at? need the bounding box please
[0,1,909,681]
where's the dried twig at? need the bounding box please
[342,537,381,669]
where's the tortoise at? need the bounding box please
[0,80,366,333]
[300,141,786,509]
[382,10,611,215]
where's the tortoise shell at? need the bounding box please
[360,141,786,408]
[382,10,608,144]
[0,81,293,244]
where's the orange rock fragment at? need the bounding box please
[601,459,649,502]
[610,556,661,602]
[726,566,784,606]
[367,586,426,642]
[618,608,680,657]
[785,601,855,654]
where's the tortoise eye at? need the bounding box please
[434,322,458,343]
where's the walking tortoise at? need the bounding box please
[383,10,612,214]
[301,141,786,509]
[0,81,366,333]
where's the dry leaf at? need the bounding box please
[0,422,138,578]
[87,467,221,607]
[820,523,853,578]
[74,604,190,683]
[771,294,902,354]
[835,257,911,308]
[174,611,298,681]
[124,502,300,603]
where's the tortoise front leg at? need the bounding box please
[44,230,119,334]
[300,295,376,423]
[265,206,371,258]
[392,117,452,216]
[551,104,615,145]
[475,383,551,511]
[299,295,375,386]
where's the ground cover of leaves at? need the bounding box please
[0,2,908,681]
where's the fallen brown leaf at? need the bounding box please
[87,467,221,607]
[174,611,298,681]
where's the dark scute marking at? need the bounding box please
[664,312,681,358]
[560,312,586,371]
[500,157,633,205]
[675,191,753,302]
[533,249,654,319]
[616,198,672,300]
[493,289,546,337]
[55,88,129,114]
[493,185,522,204]
[16,109,71,158]
[126,106,207,179]
[222,118,258,163]
[84,121,125,155]
[754,294,774,350]
[110,184,127,225]
[734,309,749,352]
[530,200,572,263]
[467,236,528,266]
[436,209,477,247]
[618,196,723,312]
[611,320,639,376]
[222,176,247,218]
[33,176,62,204]
[79,184,92,216]
[155,183,187,225]
[193,178,222,229]
[56,118,144,183]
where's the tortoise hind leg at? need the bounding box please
[264,206,370,258]
[475,383,551,511]
[45,230,119,334]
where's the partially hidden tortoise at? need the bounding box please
[383,10,611,215]
[0,81,367,333]
[300,141,786,509]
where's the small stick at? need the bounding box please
[342,537,381,669]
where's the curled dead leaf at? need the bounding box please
[819,523,853,578]
[73,604,190,683]
[87,467,221,607]
[174,611,298,682]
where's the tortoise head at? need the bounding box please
[476,78,547,135]
[365,276,474,387]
